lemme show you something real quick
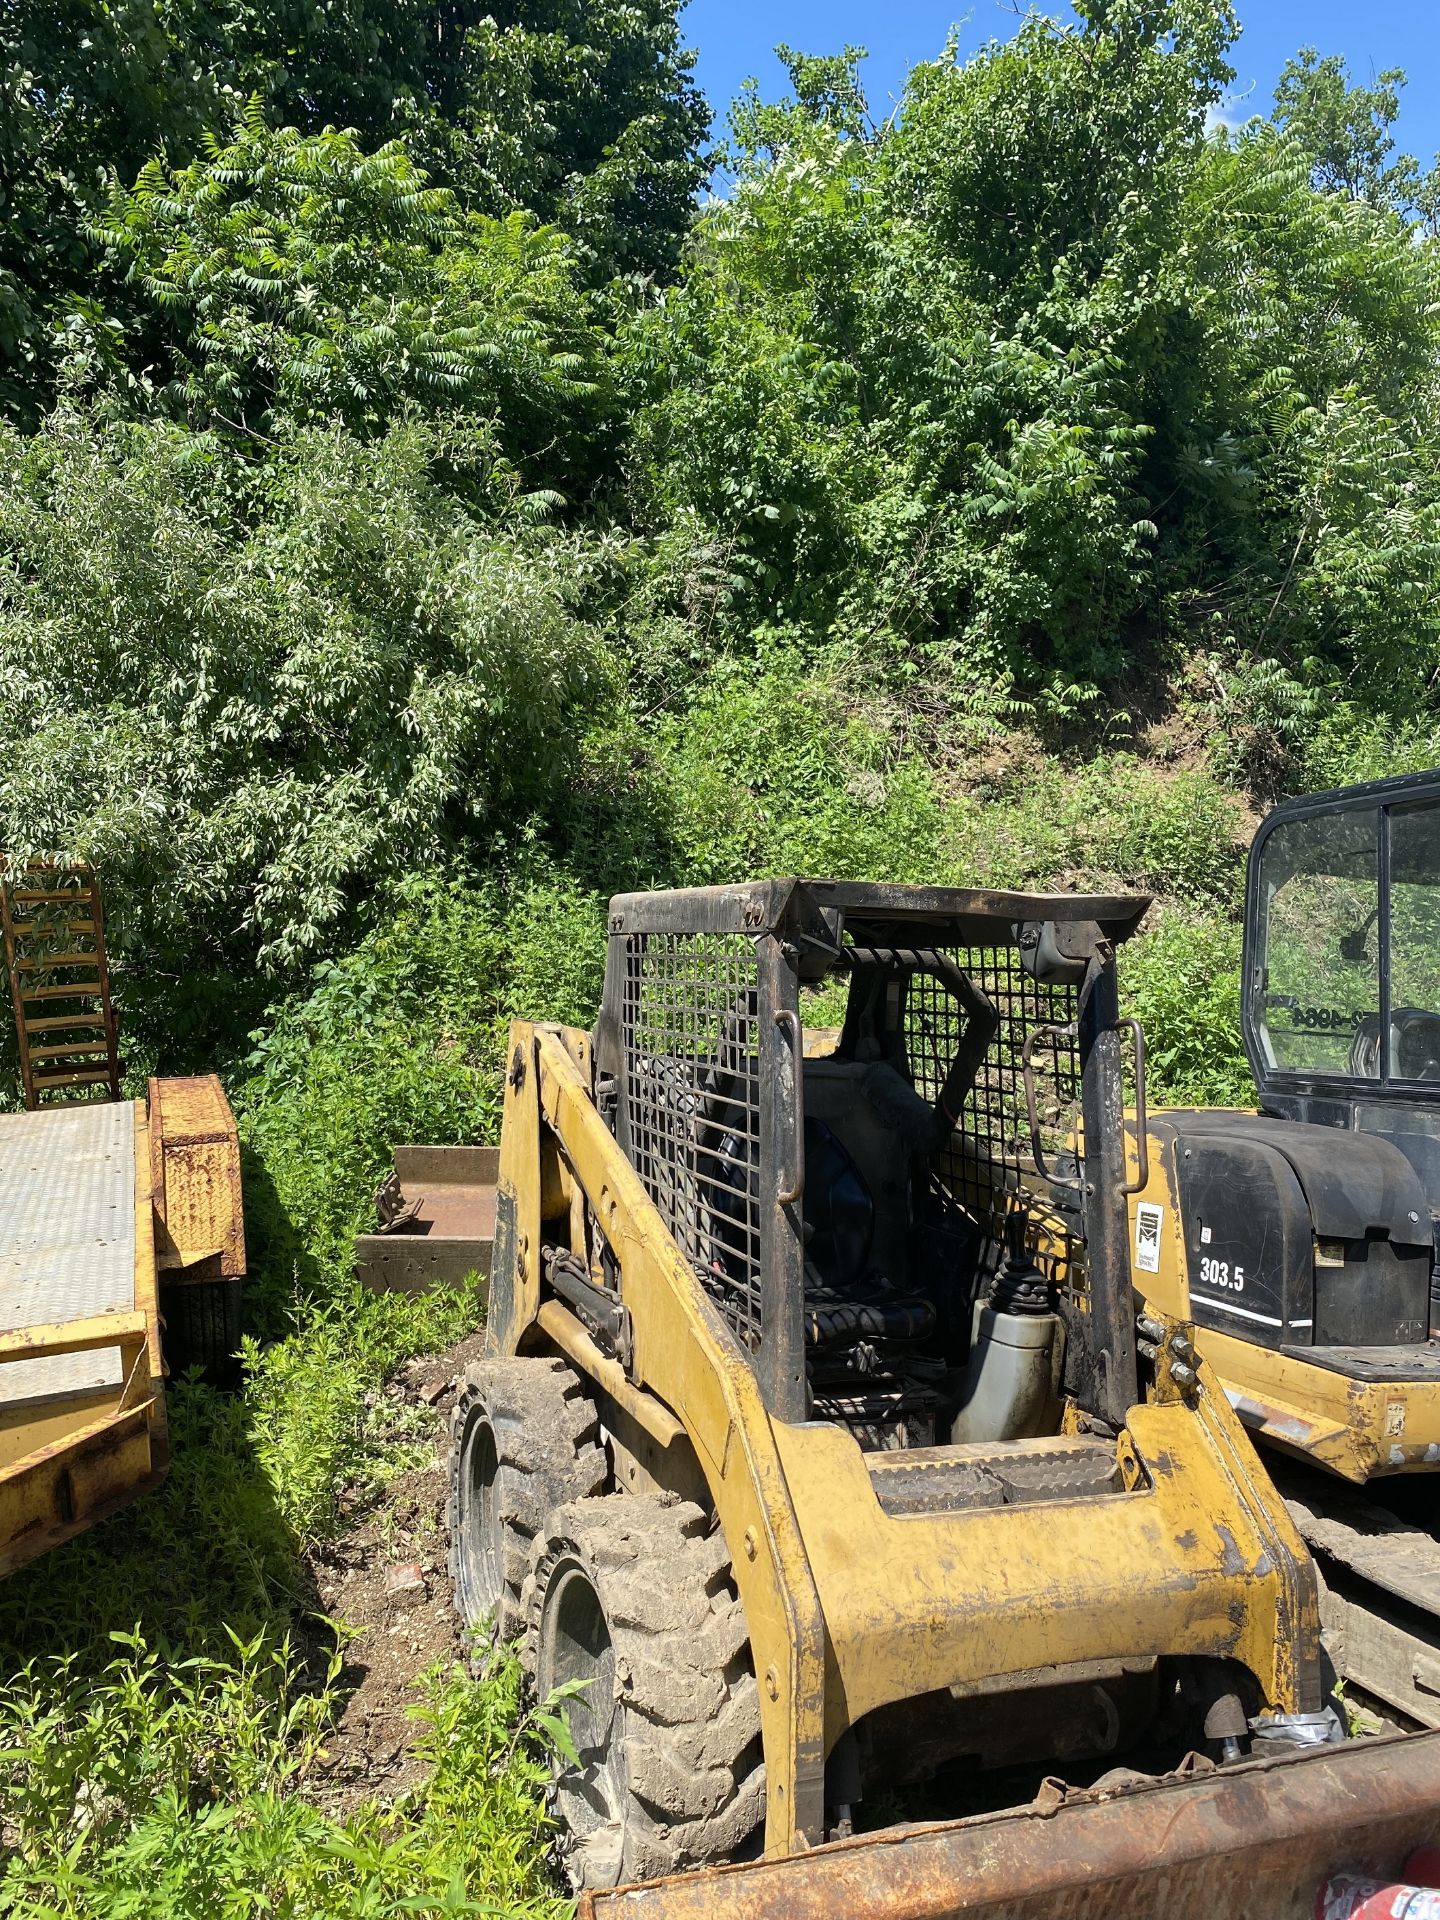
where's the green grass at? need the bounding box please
[0,1282,567,1920]
[0,1630,566,1919]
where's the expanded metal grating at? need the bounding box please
[620,932,764,1349]
[903,945,1084,1296]
[0,1100,133,1402]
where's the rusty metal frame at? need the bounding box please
[2,859,120,1109]
[580,1731,1440,1920]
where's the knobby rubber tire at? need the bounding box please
[448,1356,606,1643]
[524,1491,764,1890]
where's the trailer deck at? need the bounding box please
[0,1097,167,1575]
[0,1101,136,1405]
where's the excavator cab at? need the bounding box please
[1245,771,1440,1341]
[1126,769,1440,1731]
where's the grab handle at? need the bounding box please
[774,1008,805,1206]
[1117,1016,1150,1198]
[1020,1022,1083,1192]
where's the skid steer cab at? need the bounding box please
[446,879,1437,1907]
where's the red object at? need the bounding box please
[1317,1876,1440,1919]
[1406,1850,1440,1887]
[383,1561,425,1598]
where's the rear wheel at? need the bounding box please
[524,1492,765,1889]
[448,1357,606,1642]
[159,1276,243,1390]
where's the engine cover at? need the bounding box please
[1153,1113,1432,1350]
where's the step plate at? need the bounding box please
[868,1438,1122,1518]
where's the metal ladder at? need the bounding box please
[1,862,121,1108]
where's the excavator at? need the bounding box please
[443,875,1440,1920]
[1123,766,1440,1731]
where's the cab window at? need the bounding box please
[1256,807,1380,1077]
[1387,804,1440,1083]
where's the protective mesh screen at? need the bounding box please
[621,932,763,1347]
[904,946,1083,1298]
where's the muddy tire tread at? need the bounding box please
[447,1356,606,1640]
[523,1491,764,1889]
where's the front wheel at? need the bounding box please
[524,1492,765,1889]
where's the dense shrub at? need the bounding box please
[0,412,611,1008]
[238,870,606,1308]
[1121,909,1254,1107]
[0,1635,564,1918]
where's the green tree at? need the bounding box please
[625,1,1244,682]
[1271,47,1430,212]
[0,0,707,421]
[622,0,1440,706]
[0,408,612,994]
[393,0,710,280]
[85,114,610,483]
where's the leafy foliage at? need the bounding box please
[1122,909,1253,1107]
[91,114,610,456]
[239,870,606,1311]
[0,0,707,421]
[0,1635,565,1919]
[0,411,609,993]
[622,4,1440,702]
[1273,46,1439,222]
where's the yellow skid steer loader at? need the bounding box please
[446,879,1440,1914]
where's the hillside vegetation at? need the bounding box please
[0,0,1438,1910]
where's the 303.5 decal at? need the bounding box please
[1197,1255,1245,1293]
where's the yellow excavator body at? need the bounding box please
[1100,771,1440,1732]
[1125,1120,1440,1482]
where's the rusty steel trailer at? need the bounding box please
[0,1075,244,1574]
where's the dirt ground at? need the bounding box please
[307,1331,487,1812]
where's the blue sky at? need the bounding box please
[681,1,1440,165]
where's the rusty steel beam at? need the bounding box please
[582,1733,1440,1920]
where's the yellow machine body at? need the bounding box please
[1124,1114,1440,1485]
[0,1074,244,1575]
[444,878,1440,1914]
[489,1019,1333,1855]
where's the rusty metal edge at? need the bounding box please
[391,1144,500,1185]
[580,1732,1440,1920]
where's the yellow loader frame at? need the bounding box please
[491,1015,1324,1855]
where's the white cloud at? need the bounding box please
[1204,79,1259,134]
